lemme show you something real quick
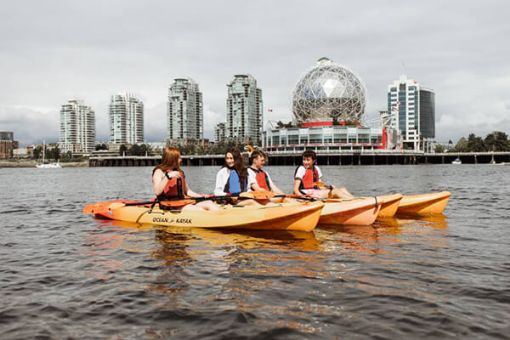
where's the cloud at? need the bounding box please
[1,0,510,144]
[0,106,58,145]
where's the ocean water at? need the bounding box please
[1,165,509,339]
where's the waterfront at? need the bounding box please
[1,165,509,339]
[88,151,510,167]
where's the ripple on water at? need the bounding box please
[0,166,510,338]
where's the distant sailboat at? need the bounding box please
[36,141,62,169]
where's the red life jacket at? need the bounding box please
[251,168,271,191]
[295,165,319,191]
[155,169,187,200]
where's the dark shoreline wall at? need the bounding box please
[89,152,510,167]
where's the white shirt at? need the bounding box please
[247,167,277,192]
[214,167,232,196]
[294,165,323,181]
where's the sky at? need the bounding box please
[1,0,509,145]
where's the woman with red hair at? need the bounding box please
[152,147,219,211]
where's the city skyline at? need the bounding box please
[1,1,509,145]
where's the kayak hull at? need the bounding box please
[319,197,381,226]
[376,193,404,219]
[85,200,324,232]
[397,191,451,216]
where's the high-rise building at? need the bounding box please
[226,74,263,144]
[167,78,203,141]
[387,75,435,151]
[214,122,226,143]
[59,99,96,153]
[109,93,144,144]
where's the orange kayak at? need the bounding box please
[376,193,404,219]
[83,200,324,232]
[319,197,381,226]
[397,191,451,216]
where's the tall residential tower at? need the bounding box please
[167,78,203,141]
[59,99,96,153]
[387,75,435,151]
[109,93,144,144]
[226,74,263,144]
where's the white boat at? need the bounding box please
[36,162,62,169]
[36,141,62,169]
[451,157,462,165]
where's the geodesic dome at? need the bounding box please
[292,57,366,124]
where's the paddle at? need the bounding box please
[314,181,334,190]
[240,191,318,201]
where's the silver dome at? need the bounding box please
[292,58,366,124]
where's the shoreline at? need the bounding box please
[0,160,89,168]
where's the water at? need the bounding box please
[1,165,509,339]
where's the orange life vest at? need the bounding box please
[295,165,319,191]
[251,168,271,191]
[157,169,187,200]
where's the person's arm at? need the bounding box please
[293,179,303,196]
[214,168,228,196]
[152,169,180,196]
[181,173,202,198]
[316,166,323,182]
[267,174,285,195]
[247,169,257,192]
[251,182,264,192]
[186,188,202,198]
[293,166,305,195]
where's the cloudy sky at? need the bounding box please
[1,0,509,145]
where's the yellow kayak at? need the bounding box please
[319,197,381,226]
[397,191,451,216]
[83,200,324,232]
[376,193,404,219]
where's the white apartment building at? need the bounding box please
[167,78,203,141]
[59,99,96,153]
[226,74,263,144]
[109,93,144,145]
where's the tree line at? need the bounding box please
[435,131,510,153]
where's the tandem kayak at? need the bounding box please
[376,193,404,219]
[83,200,324,232]
[397,191,451,216]
[319,197,381,226]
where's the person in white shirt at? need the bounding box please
[214,148,248,196]
[293,150,353,199]
[247,150,285,195]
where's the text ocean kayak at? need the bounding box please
[376,193,404,219]
[397,191,451,216]
[83,200,324,232]
[319,197,381,226]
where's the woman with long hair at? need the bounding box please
[214,148,248,196]
[152,147,219,211]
